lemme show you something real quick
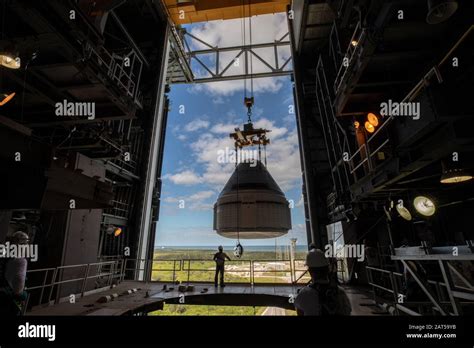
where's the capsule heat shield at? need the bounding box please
[213,161,291,239]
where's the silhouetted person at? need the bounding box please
[213,246,230,288]
[295,249,351,316]
[0,231,30,316]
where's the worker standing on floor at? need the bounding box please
[295,248,352,316]
[0,231,30,316]
[213,246,231,288]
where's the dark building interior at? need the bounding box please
[0,0,472,317]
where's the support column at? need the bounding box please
[288,10,319,247]
[136,24,171,281]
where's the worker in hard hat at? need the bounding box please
[213,246,231,288]
[294,248,351,315]
[0,231,30,316]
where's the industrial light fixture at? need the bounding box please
[114,227,122,237]
[413,196,436,217]
[426,0,458,24]
[440,169,473,184]
[351,40,358,47]
[440,161,472,184]
[364,121,375,133]
[0,51,21,69]
[367,113,379,127]
[354,121,360,129]
[0,92,15,106]
[396,205,412,221]
[364,112,380,133]
[105,225,122,237]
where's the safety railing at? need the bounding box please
[25,260,125,309]
[83,41,143,108]
[333,21,366,94]
[103,200,130,219]
[24,258,311,311]
[148,259,310,285]
[329,21,342,73]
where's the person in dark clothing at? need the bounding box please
[295,249,351,316]
[213,246,230,287]
[0,231,30,316]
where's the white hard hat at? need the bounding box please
[11,231,30,244]
[305,249,329,268]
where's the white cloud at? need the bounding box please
[210,123,236,134]
[163,190,216,211]
[264,128,302,191]
[253,118,287,139]
[188,13,288,51]
[163,170,202,185]
[184,118,210,132]
[163,190,214,203]
[189,190,215,201]
[188,77,286,97]
[296,194,304,208]
[212,96,225,104]
[190,133,236,186]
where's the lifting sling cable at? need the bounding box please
[235,143,240,244]
[248,0,254,99]
[236,0,246,247]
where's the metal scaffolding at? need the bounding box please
[315,56,352,218]
[167,29,293,84]
[367,245,474,316]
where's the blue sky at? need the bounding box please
[154,14,307,248]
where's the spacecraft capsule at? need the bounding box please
[213,160,291,239]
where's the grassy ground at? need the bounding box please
[150,304,267,316]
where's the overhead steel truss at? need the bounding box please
[167,29,293,84]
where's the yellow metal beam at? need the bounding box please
[163,0,290,24]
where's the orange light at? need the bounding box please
[0,92,15,106]
[354,121,360,129]
[365,121,375,133]
[114,227,122,237]
[367,113,379,127]
[351,40,358,47]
